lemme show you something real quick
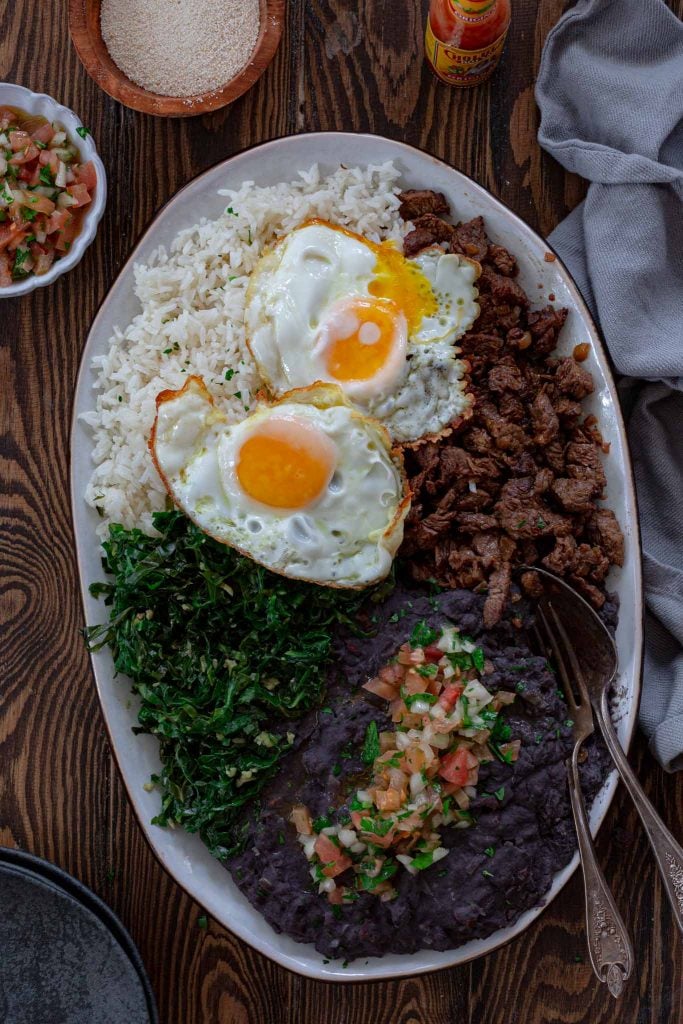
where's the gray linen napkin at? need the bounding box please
[535,0,683,770]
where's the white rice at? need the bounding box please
[82,162,407,536]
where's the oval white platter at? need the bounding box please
[71,132,642,982]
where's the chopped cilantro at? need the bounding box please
[197,915,208,930]
[482,869,494,879]
[484,846,495,858]
[410,851,436,871]
[416,663,438,678]
[410,620,438,648]
[403,690,438,710]
[312,815,331,833]
[39,165,55,186]
[494,786,505,802]
[361,720,380,765]
[76,125,91,138]
[224,368,235,380]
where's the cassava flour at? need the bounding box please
[101,0,260,98]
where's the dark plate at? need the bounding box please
[0,847,158,1024]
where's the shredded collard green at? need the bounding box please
[85,510,378,858]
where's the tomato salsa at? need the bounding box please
[0,106,97,285]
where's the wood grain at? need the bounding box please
[2,1,683,1022]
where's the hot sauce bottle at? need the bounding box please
[425,0,512,88]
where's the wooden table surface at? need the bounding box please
[3,1,683,1022]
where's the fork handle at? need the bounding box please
[567,748,634,997]
[595,689,683,936]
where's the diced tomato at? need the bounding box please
[438,747,478,787]
[31,122,54,145]
[327,884,344,905]
[39,149,60,173]
[45,208,69,234]
[10,142,39,166]
[74,160,97,191]
[0,252,11,286]
[21,192,55,216]
[29,242,55,276]
[373,788,401,812]
[55,216,79,252]
[314,834,352,878]
[66,182,91,208]
[402,746,426,774]
[439,682,464,711]
[403,669,427,696]
[20,162,42,187]
[424,644,443,663]
[0,222,23,252]
[8,130,31,152]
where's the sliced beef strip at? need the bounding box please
[403,213,457,256]
[544,440,566,474]
[404,227,445,259]
[550,477,597,514]
[478,265,529,308]
[572,544,610,583]
[487,243,518,277]
[587,508,625,566]
[487,357,527,395]
[406,512,456,553]
[456,512,500,532]
[495,478,574,540]
[483,563,512,629]
[553,397,582,424]
[526,306,569,357]
[479,401,529,453]
[530,390,559,446]
[554,357,595,400]
[565,437,607,495]
[570,574,606,608]
[449,216,489,261]
[542,535,577,575]
[398,189,450,220]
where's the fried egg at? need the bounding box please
[149,377,410,588]
[245,220,480,444]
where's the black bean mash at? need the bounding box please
[227,585,612,961]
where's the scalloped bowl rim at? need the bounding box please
[70,132,642,982]
[0,82,107,298]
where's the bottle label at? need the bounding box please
[425,19,508,86]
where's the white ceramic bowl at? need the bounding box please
[71,132,642,982]
[0,82,107,298]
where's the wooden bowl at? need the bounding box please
[68,0,284,117]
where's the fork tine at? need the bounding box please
[546,601,592,707]
[537,606,580,715]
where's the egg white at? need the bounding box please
[150,377,409,588]
[245,222,479,444]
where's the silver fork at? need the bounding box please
[533,603,634,998]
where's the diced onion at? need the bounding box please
[338,828,357,848]
[410,772,426,797]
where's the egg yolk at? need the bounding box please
[236,417,336,509]
[324,298,402,382]
[369,242,438,333]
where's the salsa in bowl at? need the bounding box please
[0,83,106,298]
